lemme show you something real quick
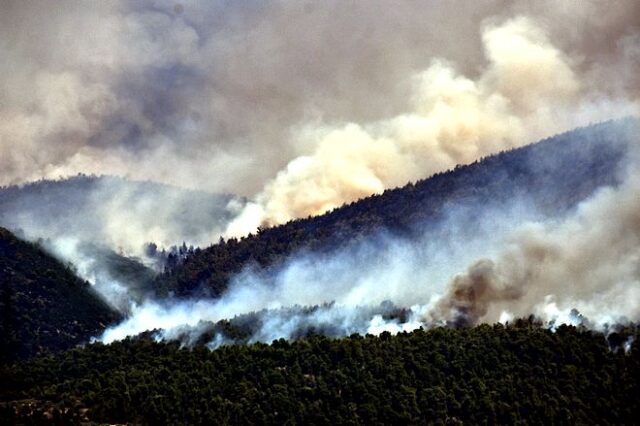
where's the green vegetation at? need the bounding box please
[155,119,636,298]
[69,241,157,304]
[0,228,121,362]
[1,322,637,425]
[1,120,639,424]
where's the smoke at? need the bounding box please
[99,127,640,345]
[49,237,138,312]
[0,176,240,312]
[2,2,639,233]
[430,164,640,327]
[0,176,238,256]
[2,1,640,345]
[225,15,639,234]
[97,195,545,343]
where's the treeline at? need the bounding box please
[1,322,638,425]
[155,119,636,298]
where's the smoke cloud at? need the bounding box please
[0,176,239,312]
[3,1,640,346]
[225,14,639,233]
[0,176,239,256]
[2,1,639,237]
[430,163,640,326]
[100,128,640,345]
[101,198,537,343]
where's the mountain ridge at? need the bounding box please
[155,118,637,298]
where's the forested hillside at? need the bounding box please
[0,228,121,362]
[156,118,637,298]
[54,241,157,312]
[1,119,635,364]
[1,322,637,424]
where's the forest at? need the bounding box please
[1,322,638,424]
[0,227,121,362]
[1,120,639,425]
[154,119,635,298]
[2,1,640,423]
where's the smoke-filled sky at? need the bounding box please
[3,1,639,345]
[2,1,639,233]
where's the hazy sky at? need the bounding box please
[1,1,638,221]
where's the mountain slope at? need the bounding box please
[156,118,637,298]
[0,228,121,362]
[46,240,158,312]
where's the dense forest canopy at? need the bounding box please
[1,323,638,424]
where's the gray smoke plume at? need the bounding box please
[100,126,640,345]
[1,1,639,236]
[429,161,640,327]
[100,197,533,343]
[3,1,640,344]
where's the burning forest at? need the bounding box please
[1,1,640,424]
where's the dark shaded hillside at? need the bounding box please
[76,243,155,293]
[0,228,121,362]
[55,241,157,311]
[2,322,637,424]
[156,118,637,298]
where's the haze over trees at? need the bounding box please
[0,175,239,255]
[155,119,635,298]
[1,1,640,423]
[0,228,121,362]
[1,120,639,424]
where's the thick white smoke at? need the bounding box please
[100,132,640,345]
[2,2,640,224]
[429,162,640,327]
[225,16,639,235]
[2,2,639,347]
[101,199,535,342]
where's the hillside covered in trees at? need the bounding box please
[155,118,637,298]
[0,228,121,362]
[1,322,638,424]
[1,120,636,362]
[0,120,638,424]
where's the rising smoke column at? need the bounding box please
[2,1,640,342]
[225,16,639,235]
[2,2,640,211]
[99,121,640,344]
[428,159,640,327]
